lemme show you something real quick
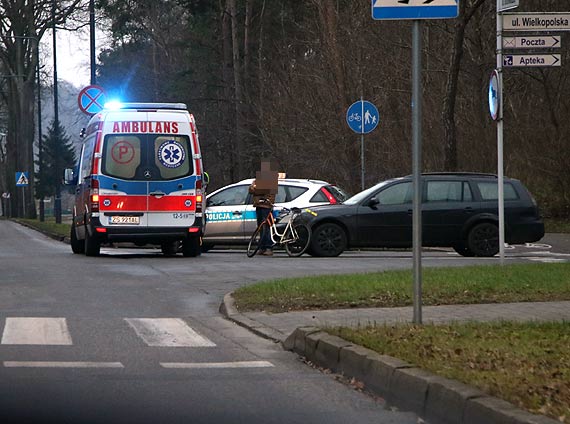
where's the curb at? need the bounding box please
[12,219,69,244]
[220,293,558,424]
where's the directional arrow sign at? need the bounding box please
[503,54,561,68]
[502,13,570,32]
[503,36,561,49]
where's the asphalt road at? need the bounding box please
[0,220,567,423]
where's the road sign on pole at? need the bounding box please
[503,35,561,49]
[489,70,500,121]
[371,0,459,20]
[503,54,561,67]
[502,13,570,32]
[498,0,519,13]
[346,100,379,134]
[78,85,107,115]
[15,172,29,186]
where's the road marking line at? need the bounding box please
[3,361,124,368]
[160,361,274,369]
[1,318,72,345]
[125,318,216,347]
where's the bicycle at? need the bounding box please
[247,207,313,257]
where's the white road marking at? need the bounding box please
[3,361,123,368]
[1,318,72,345]
[160,361,274,369]
[528,258,568,263]
[125,318,216,347]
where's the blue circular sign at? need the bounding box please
[78,85,107,115]
[489,70,500,121]
[158,140,186,168]
[346,100,379,134]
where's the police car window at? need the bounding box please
[284,186,307,202]
[477,182,519,201]
[275,186,287,203]
[102,136,142,179]
[377,182,412,205]
[310,191,328,203]
[154,136,191,180]
[208,186,249,206]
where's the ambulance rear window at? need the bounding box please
[102,134,193,181]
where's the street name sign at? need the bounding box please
[498,0,519,13]
[503,54,561,68]
[503,36,561,49]
[502,13,570,32]
[372,0,458,20]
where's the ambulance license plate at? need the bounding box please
[110,216,140,225]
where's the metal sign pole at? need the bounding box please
[497,0,505,265]
[361,98,365,191]
[412,20,423,325]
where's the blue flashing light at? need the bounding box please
[104,101,123,110]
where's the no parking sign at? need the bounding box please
[78,85,107,115]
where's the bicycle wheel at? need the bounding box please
[247,223,264,257]
[285,222,311,257]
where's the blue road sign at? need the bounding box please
[78,85,107,115]
[372,0,459,20]
[488,70,500,121]
[346,100,379,134]
[15,172,29,186]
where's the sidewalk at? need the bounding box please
[221,296,567,424]
[221,296,570,343]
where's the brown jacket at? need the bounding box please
[249,181,275,209]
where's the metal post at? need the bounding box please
[89,0,96,85]
[360,98,365,191]
[52,0,61,224]
[496,0,505,264]
[412,20,423,324]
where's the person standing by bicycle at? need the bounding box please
[249,159,279,256]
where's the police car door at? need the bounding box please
[205,185,249,242]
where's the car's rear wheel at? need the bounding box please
[467,222,499,257]
[161,241,179,256]
[84,229,100,257]
[201,243,214,253]
[310,223,347,257]
[182,237,201,257]
[70,222,85,254]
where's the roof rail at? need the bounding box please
[106,102,188,110]
[407,172,498,178]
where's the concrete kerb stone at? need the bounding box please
[220,293,286,343]
[282,327,559,424]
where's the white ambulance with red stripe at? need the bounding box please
[66,103,206,256]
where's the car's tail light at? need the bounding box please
[321,187,337,204]
[195,179,202,213]
[90,179,100,212]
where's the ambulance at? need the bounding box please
[65,102,206,256]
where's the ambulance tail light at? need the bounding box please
[90,179,100,212]
[195,179,203,213]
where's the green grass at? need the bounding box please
[232,263,570,312]
[15,218,71,238]
[328,321,569,423]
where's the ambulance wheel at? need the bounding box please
[84,230,100,256]
[182,237,201,257]
[70,223,85,254]
[161,241,178,256]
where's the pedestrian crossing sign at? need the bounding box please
[15,172,29,186]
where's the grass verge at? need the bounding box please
[15,218,71,238]
[328,321,569,423]
[545,218,570,233]
[232,263,570,313]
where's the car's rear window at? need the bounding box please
[476,181,519,201]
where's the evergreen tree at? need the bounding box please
[35,119,76,221]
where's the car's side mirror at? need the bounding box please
[64,168,78,186]
[367,197,380,208]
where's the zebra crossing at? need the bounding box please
[0,317,273,370]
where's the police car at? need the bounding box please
[202,178,348,250]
